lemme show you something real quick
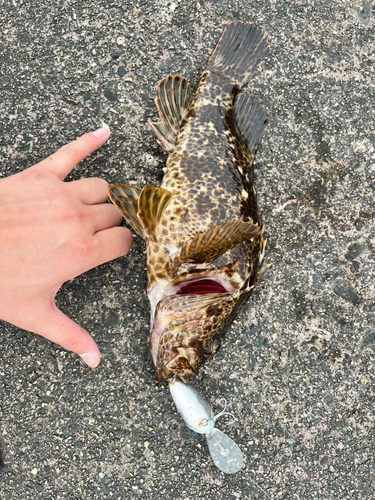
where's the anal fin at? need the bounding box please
[150,75,190,152]
[137,185,172,241]
[234,93,267,154]
[171,217,261,275]
[109,184,146,239]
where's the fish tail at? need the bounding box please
[206,22,270,89]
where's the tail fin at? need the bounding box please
[206,22,270,88]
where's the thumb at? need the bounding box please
[35,300,101,368]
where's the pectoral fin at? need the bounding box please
[170,217,261,274]
[108,184,147,239]
[150,75,190,152]
[137,185,172,241]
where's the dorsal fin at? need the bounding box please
[256,237,271,281]
[170,217,261,275]
[137,185,172,241]
[234,93,267,153]
[108,184,147,239]
[149,75,190,152]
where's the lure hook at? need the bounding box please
[213,397,237,426]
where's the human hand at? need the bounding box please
[0,127,133,367]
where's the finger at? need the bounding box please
[91,226,133,267]
[50,226,133,281]
[69,177,110,205]
[89,203,124,232]
[38,126,110,180]
[35,300,101,367]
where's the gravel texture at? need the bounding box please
[1,1,374,499]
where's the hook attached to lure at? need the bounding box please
[213,397,237,425]
[168,378,244,474]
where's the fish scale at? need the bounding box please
[109,22,271,382]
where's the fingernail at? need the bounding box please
[79,353,100,368]
[100,120,110,130]
[91,126,110,138]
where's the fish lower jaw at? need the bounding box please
[148,276,236,379]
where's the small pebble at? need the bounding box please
[111,51,120,59]
[117,36,125,47]
[118,66,126,77]
[331,279,360,304]
[104,89,117,102]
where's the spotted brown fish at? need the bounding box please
[109,22,270,382]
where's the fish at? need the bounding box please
[109,22,271,383]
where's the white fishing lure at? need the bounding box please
[168,378,244,474]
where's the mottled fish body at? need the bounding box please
[110,22,270,382]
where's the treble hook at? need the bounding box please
[213,397,237,425]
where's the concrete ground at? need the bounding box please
[0,0,374,499]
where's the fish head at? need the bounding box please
[149,277,242,382]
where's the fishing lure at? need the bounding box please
[169,378,243,474]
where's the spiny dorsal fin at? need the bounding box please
[206,22,270,89]
[137,185,172,241]
[257,262,272,281]
[234,93,267,154]
[149,75,190,152]
[108,183,146,239]
[170,217,261,274]
[257,237,271,281]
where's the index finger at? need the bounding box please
[37,126,110,180]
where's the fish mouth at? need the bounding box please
[176,278,228,295]
[148,275,236,330]
[149,277,236,381]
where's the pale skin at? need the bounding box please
[0,127,133,367]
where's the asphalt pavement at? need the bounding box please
[0,0,374,499]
